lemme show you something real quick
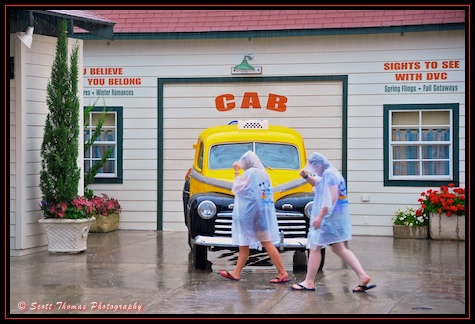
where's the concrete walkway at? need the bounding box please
[8,230,467,319]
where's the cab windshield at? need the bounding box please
[208,143,300,170]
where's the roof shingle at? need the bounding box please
[85,9,466,33]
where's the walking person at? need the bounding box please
[219,150,289,283]
[290,152,376,292]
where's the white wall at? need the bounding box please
[10,33,84,255]
[82,29,465,236]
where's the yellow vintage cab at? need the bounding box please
[183,120,320,270]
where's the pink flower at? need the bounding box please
[92,194,121,216]
[40,196,96,219]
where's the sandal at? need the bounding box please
[291,283,315,291]
[352,284,377,293]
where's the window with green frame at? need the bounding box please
[384,103,459,187]
[84,106,123,184]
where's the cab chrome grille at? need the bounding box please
[214,211,307,238]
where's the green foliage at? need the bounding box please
[91,194,122,216]
[39,19,82,217]
[417,184,465,217]
[392,206,429,227]
[40,196,95,219]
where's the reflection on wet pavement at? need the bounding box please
[8,230,467,318]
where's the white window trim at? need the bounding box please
[389,109,453,181]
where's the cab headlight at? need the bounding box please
[304,201,313,218]
[197,200,217,219]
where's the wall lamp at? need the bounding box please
[18,12,34,49]
[234,54,255,71]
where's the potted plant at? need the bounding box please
[392,206,429,239]
[417,183,465,240]
[39,196,95,219]
[89,194,122,233]
[38,19,96,253]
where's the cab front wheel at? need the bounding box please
[192,244,209,270]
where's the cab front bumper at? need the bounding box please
[194,232,308,251]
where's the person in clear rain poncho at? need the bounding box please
[290,152,376,292]
[219,150,289,283]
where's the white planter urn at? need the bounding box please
[38,217,96,253]
[429,213,465,241]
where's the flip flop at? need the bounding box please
[219,271,239,281]
[352,284,377,293]
[270,276,290,283]
[290,283,315,291]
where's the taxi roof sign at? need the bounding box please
[237,119,269,129]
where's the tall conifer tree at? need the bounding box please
[40,19,80,208]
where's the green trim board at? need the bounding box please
[76,23,465,41]
[89,106,123,184]
[383,103,460,187]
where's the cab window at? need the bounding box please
[256,143,300,170]
[209,143,252,169]
[208,142,300,170]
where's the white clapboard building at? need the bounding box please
[9,8,466,255]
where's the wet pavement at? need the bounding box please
[8,230,468,319]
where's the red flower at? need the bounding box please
[417,183,465,217]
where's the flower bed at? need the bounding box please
[417,183,465,217]
[91,194,121,216]
[39,196,95,219]
[418,183,465,240]
[89,194,122,233]
[393,206,429,228]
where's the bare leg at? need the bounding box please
[330,242,371,286]
[228,246,250,280]
[291,246,321,289]
[261,241,288,279]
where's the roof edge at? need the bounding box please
[74,22,465,41]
